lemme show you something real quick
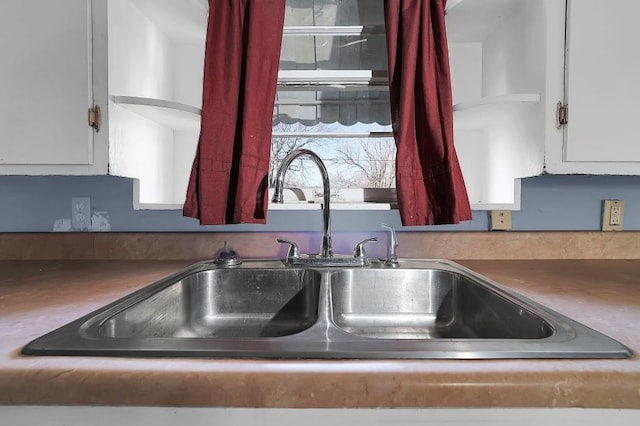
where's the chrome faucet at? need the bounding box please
[272,149,333,257]
[272,148,377,266]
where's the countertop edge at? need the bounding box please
[1,362,639,408]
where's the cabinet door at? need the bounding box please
[560,0,640,170]
[0,0,94,169]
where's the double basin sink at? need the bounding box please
[23,259,631,359]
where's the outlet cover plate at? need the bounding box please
[71,197,91,231]
[490,210,512,231]
[602,199,624,231]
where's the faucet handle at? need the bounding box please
[381,224,399,267]
[276,238,301,261]
[353,237,378,259]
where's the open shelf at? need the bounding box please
[453,93,540,129]
[112,93,540,133]
[112,96,201,131]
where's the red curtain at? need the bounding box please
[183,0,286,224]
[384,0,472,225]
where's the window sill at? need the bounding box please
[268,202,392,211]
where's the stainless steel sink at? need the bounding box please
[100,268,321,338]
[23,259,632,359]
[330,269,553,340]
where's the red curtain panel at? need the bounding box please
[183,0,286,224]
[384,0,472,225]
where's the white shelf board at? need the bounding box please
[278,70,388,85]
[283,26,384,36]
[445,0,526,42]
[113,89,539,152]
[453,93,540,129]
[112,96,201,131]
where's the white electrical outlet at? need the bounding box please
[602,199,624,231]
[610,206,622,225]
[71,197,91,231]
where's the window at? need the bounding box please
[271,0,396,208]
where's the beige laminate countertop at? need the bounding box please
[0,259,639,408]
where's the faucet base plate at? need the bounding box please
[286,254,369,267]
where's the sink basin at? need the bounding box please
[330,269,553,339]
[100,268,321,338]
[23,259,632,359]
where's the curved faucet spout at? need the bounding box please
[272,149,333,258]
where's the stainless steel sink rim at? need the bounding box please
[22,259,632,359]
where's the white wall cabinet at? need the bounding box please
[0,0,203,207]
[0,0,107,175]
[545,0,640,174]
[446,0,640,207]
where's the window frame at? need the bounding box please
[273,13,397,210]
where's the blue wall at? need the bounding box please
[0,175,638,232]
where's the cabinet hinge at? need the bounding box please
[556,102,568,128]
[88,106,101,132]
